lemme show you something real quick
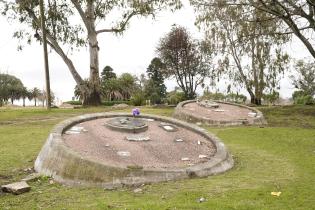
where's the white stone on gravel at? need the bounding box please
[163,125,174,131]
[175,139,184,142]
[65,126,87,134]
[1,181,31,195]
[142,118,155,122]
[181,157,190,161]
[248,112,257,117]
[198,155,208,159]
[197,141,201,145]
[126,135,150,141]
[213,109,225,112]
[117,151,130,157]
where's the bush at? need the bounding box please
[101,100,131,106]
[130,92,145,106]
[201,92,226,101]
[292,91,314,105]
[294,95,314,105]
[167,92,186,105]
[64,100,82,105]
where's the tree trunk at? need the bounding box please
[11,98,14,105]
[23,98,25,107]
[35,98,37,107]
[250,95,262,105]
[84,1,101,106]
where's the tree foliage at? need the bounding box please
[0,74,24,105]
[192,2,289,105]
[291,60,315,97]
[191,0,315,61]
[144,57,167,104]
[1,0,181,105]
[157,26,210,99]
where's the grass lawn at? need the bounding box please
[0,105,315,209]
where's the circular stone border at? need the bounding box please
[34,112,233,188]
[173,100,267,126]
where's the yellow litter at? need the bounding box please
[271,192,281,196]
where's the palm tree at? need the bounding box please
[20,87,30,107]
[31,88,41,107]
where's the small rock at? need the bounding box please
[117,151,131,157]
[198,197,206,203]
[105,144,110,147]
[181,157,190,161]
[126,135,150,141]
[198,155,207,159]
[133,188,143,193]
[163,125,174,131]
[49,180,54,185]
[104,185,115,191]
[248,112,257,117]
[1,181,31,195]
[142,118,155,122]
[213,109,225,112]
[197,141,201,145]
[175,139,184,142]
[21,173,41,182]
[196,122,202,126]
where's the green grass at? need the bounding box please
[0,105,315,209]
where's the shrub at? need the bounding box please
[101,100,131,106]
[292,91,314,105]
[167,91,186,105]
[130,92,145,106]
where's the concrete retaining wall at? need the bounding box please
[35,113,234,188]
[173,100,267,126]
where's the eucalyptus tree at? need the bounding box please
[192,3,289,105]
[157,26,210,99]
[1,0,181,105]
[191,0,315,61]
[291,60,315,97]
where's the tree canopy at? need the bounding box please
[1,0,181,105]
[157,26,210,99]
[192,1,289,105]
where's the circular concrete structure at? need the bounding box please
[105,117,148,133]
[34,113,233,188]
[174,100,267,126]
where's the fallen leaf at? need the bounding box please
[271,192,281,196]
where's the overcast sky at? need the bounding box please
[0,1,312,103]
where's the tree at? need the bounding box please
[101,78,122,101]
[157,26,209,99]
[38,90,55,106]
[191,0,315,61]
[101,66,116,81]
[31,87,41,107]
[0,74,24,105]
[118,73,138,100]
[192,3,289,105]
[20,87,30,107]
[145,57,167,104]
[291,60,315,97]
[1,0,181,106]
